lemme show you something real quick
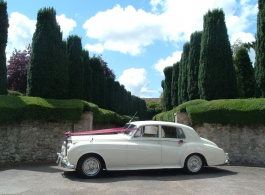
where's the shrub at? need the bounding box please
[0,95,131,126]
[153,99,265,126]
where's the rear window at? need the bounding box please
[161,126,186,139]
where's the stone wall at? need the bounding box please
[0,111,93,164]
[1,111,264,167]
[176,112,265,167]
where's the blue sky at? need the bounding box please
[6,0,257,98]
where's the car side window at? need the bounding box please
[176,127,186,139]
[161,126,186,139]
[134,125,158,138]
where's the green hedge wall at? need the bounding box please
[0,95,131,126]
[153,99,265,126]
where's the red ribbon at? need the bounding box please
[65,127,137,138]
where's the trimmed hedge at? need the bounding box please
[153,99,265,126]
[0,95,132,126]
[153,99,206,122]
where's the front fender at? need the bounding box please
[67,142,99,167]
[67,141,127,169]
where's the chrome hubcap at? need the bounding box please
[187,155,202,172]
[82,157,100,176]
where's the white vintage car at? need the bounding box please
[56,121,229,178]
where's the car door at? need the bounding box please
[161,125,187,166]
[127,125,161,166]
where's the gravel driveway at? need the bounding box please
[0,163,264,195]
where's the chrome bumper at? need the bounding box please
[56,153,75,169]
[224,153,230,164]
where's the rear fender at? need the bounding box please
[181,144,206,167]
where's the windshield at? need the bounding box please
[122,123,137,136]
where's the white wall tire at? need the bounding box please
[184,154,203,174]
[77,154,103,178]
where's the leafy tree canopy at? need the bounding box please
[7,45,31,94]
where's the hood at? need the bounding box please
[68,133,130,143]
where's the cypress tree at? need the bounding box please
[67,35,83,99]
[234,47,254,98]
[163,66,173,111]
[131,95,137,116]
[178,42,190,104]
[255,0,265,97]
[123,88,130,115]
[171,62,180,107]
[198,9,238,100]
[27,7,68,99]
[113,81,121,113]
[82,49,93,102]
[0,0,8,95]
[161,80,165,110]
[120,85,127,115]
[134,97,146,120]
[126,91,132,115]
[106,76,115,110]
[187,31,202,100]
[98,62,107,109]
[140,99,147,120]
[89,57,102,106]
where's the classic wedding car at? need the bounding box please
[56,121,229,178]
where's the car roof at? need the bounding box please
[129,120,189,128]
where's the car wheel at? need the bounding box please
[184,154,203,174]
[77,154,103,178]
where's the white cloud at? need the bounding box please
[82,0,257,64]
[231,32,255,44]
[150,0,166,13]
[6,12,76,61]
[153,51,182,74]
[226,0,257,35]
[84,43,104,54]
[118,68,155,97]
[83,5,163,56]
[56,14,77,38]
[7,12,36,54]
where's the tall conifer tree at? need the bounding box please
[131,95,137,116]
[178,42,190,104]
[188,31,202,100]
[89,57,102,106]
[67,35,83,99]
[106,77,115,110]
[198,9,238,100]
[161,80,165,109]
[171,62,180,107]
[0,0,8,95]
[82,49,93,102]
[120,85,127,115]
[126,91,132,115]
[234,47,254,98]
[27,7,68,99]
[255,0,265,97]
[163,66,173,111]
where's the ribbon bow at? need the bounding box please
[178,140,184,144]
